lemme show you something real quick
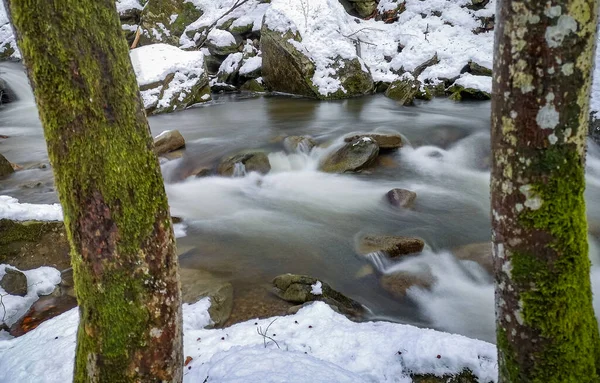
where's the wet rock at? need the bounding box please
[179,268,234,328]
[224,285,294,327]
[272,274,365,318]
[320,138,379,173]
[217,151,271,176]
[0,219,70,271]
[385,74,430,105]
[357,235,425,258]
[447,84,491,101]
[343,133,403,150]
[0,153,14,178]
[58,268,76,298]
[0,268,28,296]
[240,78,267,92]
[412,369,480,383]
[283,136,317,153]
[261,24,373,99]
[380,270,435,299]
[9,294,78,337]
[386,188,417,208]
[452,242,493,274]
[154,130,185,156]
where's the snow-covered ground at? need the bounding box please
[0,299,497,383]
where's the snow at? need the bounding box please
[0,196,62,221]
[0,2,20,59]
[130,44,205,87]
[0,301,497,383]
[0,195,187,238]
[115,0,144,15]
[452,73,492,94]
[239,56,262,76]
[218,52,243,75]
[310,280,323,295]
[0,265,62,327]
[206,28,237,47]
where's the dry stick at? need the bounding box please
[197,0,252,48]
[130,27,142,49]
[257,318,280,349]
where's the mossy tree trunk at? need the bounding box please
[3,1,183,382]
[491,0,599,382]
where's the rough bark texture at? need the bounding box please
[3,1,183,382]
[491,1,599,382]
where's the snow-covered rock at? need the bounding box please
[0,2,19,60]
[261,0,374,99]
[138,0,203,46]
[130,43,211,114]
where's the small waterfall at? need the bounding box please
[365,251,394,274]
[0,62,35,103]
[233,162,247,177]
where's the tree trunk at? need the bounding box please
[491,0,599,382]
[3,1,183,382]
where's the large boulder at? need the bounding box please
[261,1,373,99]
[138,0,203,46]
[131,44,211,115]
[153,130,186,156]
[217,151,271,176]
[357,234,425,258]
[272,274,365,318]
[0,267,28,296]
[0,152,14,178]
[320,137,379,173]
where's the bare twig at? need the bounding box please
[131,27,142,49]
[0,293,7,324]
[342,27,384,39]
[256,318,280,349]
[300,0,310,31]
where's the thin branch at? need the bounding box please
[197,0,252,48]
[257,318,280,349]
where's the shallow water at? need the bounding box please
[2,61,600,343]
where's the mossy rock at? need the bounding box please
[351,0,378,18]
[412,369,482,383]
[447,85,491,101]
[272,274,365,319]
[357,234,425,258]
[320,137,379,173]
[0,153,14,178]
[139,0,202,46]
[385,77,427,105]
[0,219,70,270]
[468,61,492,76]
[229,22,254,36]
[240,78,266,92]
[344,133,403,150]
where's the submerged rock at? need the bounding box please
[357,235,425,258]
[0,267,28,296]
[283,136,317,153]
[320,137,379,173]
[9,294,78,337]
[386,188,417,208]
[154,129,185,156]
[452,242,493,274]
[344,133,403,150]
[380,270,435,298]
[217,151,271,176]
[272,274,365,318]
[0,152,14,178]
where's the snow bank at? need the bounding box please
[452,73,492,94]
[0,196,62,221]
[0,195,187,238]
[0,265,61,327]
[0,301,497,383]
[130,43,206,87]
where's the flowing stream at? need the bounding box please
[2,61,600,343]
